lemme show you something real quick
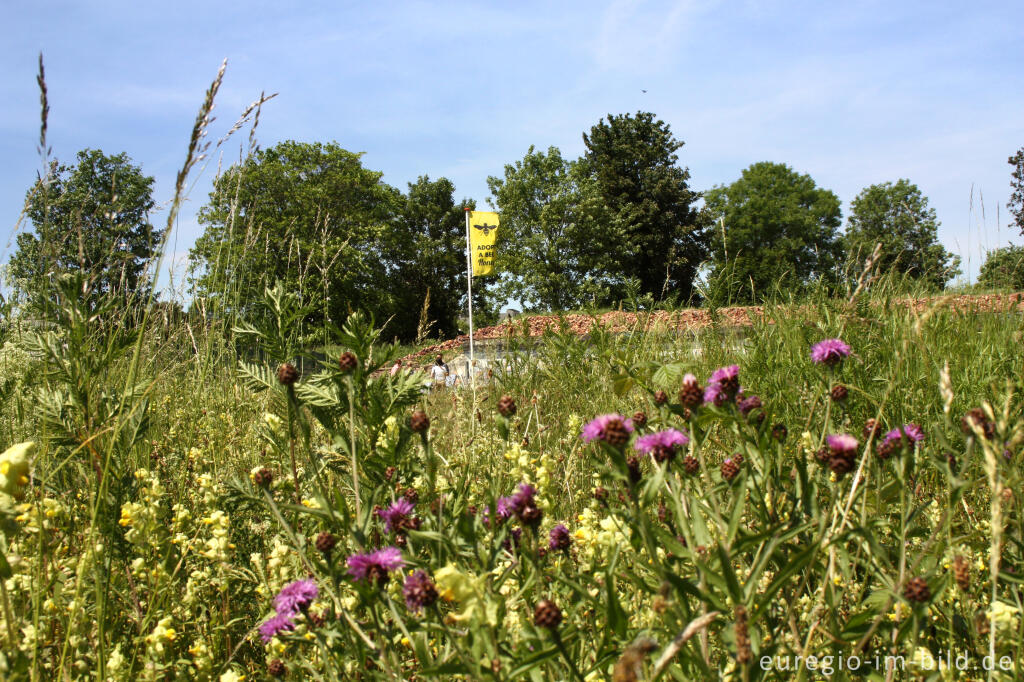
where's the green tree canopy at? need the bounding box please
[1009,147,1024,236]
[9,149,158,311]
[486,146,613,311]
[189,141,399,338]
[977,245,1024,291]
[189,141,493,342]
[844,179,959,289]
[582,112,708,303]
[385,175,476,340]
[704,162,842,303]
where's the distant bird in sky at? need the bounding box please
[641,89,647,93]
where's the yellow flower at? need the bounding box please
[988,601,1019,632]
[0,441,34,499]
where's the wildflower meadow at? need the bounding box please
[1,271,1023,681]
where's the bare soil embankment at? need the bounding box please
[400,292,1024,365]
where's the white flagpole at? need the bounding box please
[464,208,475,386]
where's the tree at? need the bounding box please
[9,149,158,311]
[1009,148,1024,236]
[582,112,708,303]
[704,162,842,303]
[385,176,475,340]
[845,179,959,289]
[189,141,399,338]
[977,245,1024,291]
[487,146,614,311]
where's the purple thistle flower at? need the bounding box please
[549,524,571,551]
[709,364,739,384]
[402,570,439,613]
[708,365,740,399]
[704,383,729,407]
[901,423,924,442]
[273,579,318,616]
[495,496,515,520]
[259,613,295,643]
[510,483,537,511]
[737,395,762,416]
[810,339,851,366]
[347,547,405,586]
[377,498,415,533]
[826,434,859,457]
[580,414,634,443]
[634,429,690,459]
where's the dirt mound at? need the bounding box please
[400,292,1024,366]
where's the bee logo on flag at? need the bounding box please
[468,211,499,276]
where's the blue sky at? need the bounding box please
[2,0,1022,296]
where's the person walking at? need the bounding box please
[430,354,449,392]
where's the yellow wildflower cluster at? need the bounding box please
[119,469,166,549]
[376,415,399,448]
[0,441,34,500]
[145,616,177,656]
[200,509,233,563]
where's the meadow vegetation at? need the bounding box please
[1,271,1023,680]
[2,62,1024,682]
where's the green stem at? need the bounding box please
[552,630,585,682]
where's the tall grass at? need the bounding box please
[1,64,1023,681]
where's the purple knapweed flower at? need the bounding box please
[810,339,852,366]
[495,496,515,520]
[402,570,439,613]
[704,383,729,407]
[377,498,415,533]
[826,433,859,457]
[709,364,739,385]
[708,365,740,399]
[510,483,537,512]
[259,613,295,643]
[901,423,924,442]
[634,429,690,464]
[549,524,571,551]
[347,547,405,586]
[737,395,762,417]
[884,424,924,447]
[581,414,634,445]
[273,579,318,616]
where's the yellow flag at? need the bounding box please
[468,211,499,276]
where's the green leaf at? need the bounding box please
[612,373,635,397]
[652,362,686,388]
[506,645,561,678]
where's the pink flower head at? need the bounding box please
[901,423,924,442]
[495,496,515,519]
[682,373,698,387]
[273,578,318,616]
[737,395,762,416]
[826,434,859,457]
[347,547,405,586]
[580,414,634,443]
[377,498,415,533]
[634,429,690,456]
[704,383,728,407]
[709,365,739,384]
[884,424,924,448]
[511,483,537,511]
[810,339,851,366]
[549,524,571,551]
[259,613,295,643]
